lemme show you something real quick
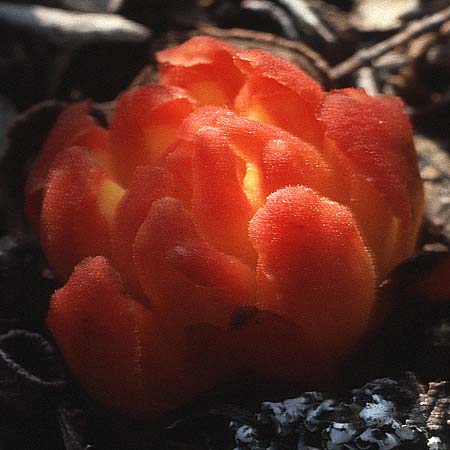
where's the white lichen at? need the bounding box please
[428,436,444,450]
[236,425,258,443]
[359,394,394,427]
[326,422,357,449]
[358,428,400,450]
[395,424,419,441]
[305,398,335,430]
[259,392,324,435]
[232,378,428,450]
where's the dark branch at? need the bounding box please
[329,5,450,81]
[0,2,151,47]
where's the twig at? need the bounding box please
[329,5,450,81]
[0,2,151,46]
[58,0,124,14]
[0,2,151,96]
[355,67,379,96]
[198,26,332,82]
[242,0,300,40]
[275,0,336,44]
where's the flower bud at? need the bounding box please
[25,36,424,417]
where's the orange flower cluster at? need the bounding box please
[25,36,424,417]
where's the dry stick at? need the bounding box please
[242,0,301,40]
[0,2,151,45]
[199,26,331,81]
[58,0,124,14]
[0,2,151,97]
[275,0,336,44]
[329,5,450,81]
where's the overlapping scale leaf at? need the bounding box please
[25,101,96,236]
[157,36,245,106]
[234,49,324,147]
[249,186,376,360]
[47,256,216,417]
[318,88,424,275]
[39,147,95,279]
[133,197,255,328]
[40,147,123,280]
[111,165,175,295]
[109,84,195,185]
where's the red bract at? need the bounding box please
[25,36,424,417]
